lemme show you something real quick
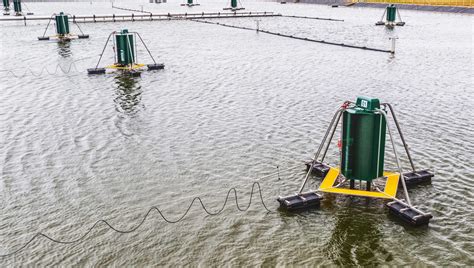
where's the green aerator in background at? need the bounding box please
[38,12,89,41]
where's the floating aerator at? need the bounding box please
[87,29,164,75]
[278,97,434,226]
[2,0,10,15]
[12,0,20,16]
[180,0,200,7]
[376,4,405,27]
[10,0,31,16]
[223,0,244,11]
[38,12,89,41]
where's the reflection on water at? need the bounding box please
[323,197,392,266]
[113,72,143,115]
[56,40,72,58]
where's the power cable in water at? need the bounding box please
[0,178,304,258]
[0,57,92,78]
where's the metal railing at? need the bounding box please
[0,11,281,23]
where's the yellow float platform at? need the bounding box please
[106,63,146,70]
[318,166,400,199]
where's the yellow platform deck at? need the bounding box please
[106,63,145,70]
[318,166,399,199]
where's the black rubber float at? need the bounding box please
[277,191,323,211]
[87,68,106,74]
[403,170,434,187]
[78,34,89,39]
[38,36,50,40]
[386,201,432,226]
[305,161,330,178]
[147,63,165,70]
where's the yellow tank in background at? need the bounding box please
[354,0,473,7]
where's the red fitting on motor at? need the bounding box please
[341,101,350,109]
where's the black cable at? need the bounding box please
[112,4,152,14]
[0,182,274,258]
[190,19,391,53]
[281,15,344,22]
[0,57,92,78]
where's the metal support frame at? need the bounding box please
[379,9,386,22]
[298,107,345,194]
[396,8,403,23]
[382,103,416,172]
[135,32,157,64]
[376,108,412,206]
[94,31,114,69]
[39,15,54,38]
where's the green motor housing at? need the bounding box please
[3,0,9,8]
[386,5,396,22]
[231,0,237,8]
[341,97,386,182]
[13,0,20,12]
[55,12,70,35]
[115,29,135,66]
[187,0,193,4]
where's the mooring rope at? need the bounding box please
[0,175,305,258]
[190,19,392,53]
[282,15,344,22]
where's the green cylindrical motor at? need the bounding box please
[13,0,20,12]
[341,97,386,182]
[386,5,396,22]
[231,0,237,8]
[187,0,193,4]
[3,0,9,8]
[55,12,70,35]
[115,29,135,66]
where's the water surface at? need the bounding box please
[0,0,473,266]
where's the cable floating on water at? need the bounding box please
[191,19,392,53]
[111,4,152,14]
[282,15,344,22]
[0,57,92,78]
[0,181,278,258]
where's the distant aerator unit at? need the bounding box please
[223,0,244,11]
[181,0,200,7]
[278,97,434,226]
[87,29,164,75]
[38,12,89,41]
[376,4,405,27]
[2,0,10,15]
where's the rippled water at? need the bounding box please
[0,0,473,266]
